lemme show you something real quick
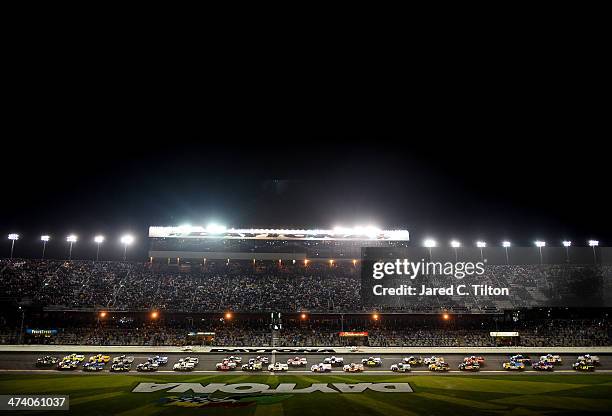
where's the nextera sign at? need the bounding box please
[133,383,413,394]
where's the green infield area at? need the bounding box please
[1,374,611,415]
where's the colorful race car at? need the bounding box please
[89,354,111,363]
[573,360,595,371]
[429,362,450,372]
[532,360,554,371]
[424,356,445,365]
[348,346,359,352]
[404,356,423,366]
[62,354,85,362]
[83,362,105,372]
[509,355,531,365]
[136,362,158,372]
[361,357,382,367]
[464,356,485,365]
[540,354,562,364]
[110,362,131,372]
[287,357,307,366]
[390,362,411,372]
[323,356,344,366]
[458,361,480,371]
[57,360,78,370]
[216,360,236,371]
[241,361,263,371]
[577,355,600,365]
[148,356,168,365]
[503,361,525,371]
[311,363,332,372]
[173,361,195,371]
[343,363,364,372]
[268,362,289,372]
[254,356,269,364]
[226,356,242,364]
[36,356,59,367]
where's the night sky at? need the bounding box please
[1,136,608,261]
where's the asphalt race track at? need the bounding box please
[1,352,610,375]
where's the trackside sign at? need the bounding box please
[133,383,413,394]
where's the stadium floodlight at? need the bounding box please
[562,240,571,263]
[94,235,104,261]
[502,241,511,264]
[66,235,77,260]
[120,234,134,261]
[476,241,486,262]
[423,239,436,260]
[206,223,227,234]
[535,241,546,264]
[588,240,599,263]
[8,233,19,259]
[450,240,461,248]
[40,235,50,259]
[562,240,571,247]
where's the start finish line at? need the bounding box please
[133,383,414,394]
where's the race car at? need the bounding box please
[577,354,600,365]
[287,357,307,366]
[390,362,411,372]
[323,356,344,366]
[225,356,242,364]
[254,356,269,364]
[503,361,525,371]
[173,361,195,371]
[178,357,199,365]
[540,354,562,364]
[424,356,444,365]
[509,355,531,365]
[404,356,423,366]
[241,361,263,371]
[182,346,193,352]
[573,360,595,371]
[110,362,131,372]
[136,362,158,372]
[311,363,332,372]
[343,363,364,372]
[348,346,359,352]
[36,356,59,367]
[216,360,236,371]
[57,360,78,370]
[112,355,134,364]
[429,362,450,372]
[62,354,85,362]
[89,354,111,363]
[464,356,485,365]
[458,361,480,371]
[361,357,382,367]
[147,356,168,365]
[268,362,289,372]
[83,362,105,372]
[532,360,554,371]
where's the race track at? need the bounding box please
[1,351,610,375]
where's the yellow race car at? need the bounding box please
[89,354,111,363]
[62,354,85,362]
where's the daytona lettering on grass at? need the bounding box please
[132,383,413,394]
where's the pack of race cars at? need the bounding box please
[32,353,603,373]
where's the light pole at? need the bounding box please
[40,235,50,259]
[66,235,77,260]
[562,240,571,263]
[535,241,546,264]
[94,235,104,261]
[451,240,461,261]
[502,241,511,264]
[18,306,25,344]
[424,239,436,260]
[588,240,599,263]
[476,241,486,262]
[120,235,134,261]
[8,234,19,260]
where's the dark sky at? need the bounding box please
[1,137,609,261]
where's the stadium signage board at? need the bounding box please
[133,382,413,394]
[210,348,336,353]
[339,332,368,337]
[490,332,519,337]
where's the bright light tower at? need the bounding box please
[8,234,19,259]
[120,235,134,261]
[476,241,486,261]
[502,241,511,264]
[94,235,105,261]
[423,239,436,259]
[40,235,50,259]
[562,240,571,263]
[66,235,77,260]
[588,240,599,263]
[450,240,461,261]
[534,241,546,264]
